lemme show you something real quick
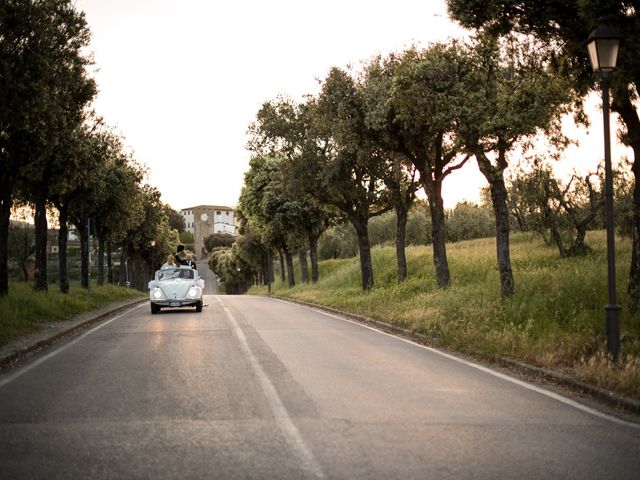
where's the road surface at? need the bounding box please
[197,260,217,295]
[0,294,638,479]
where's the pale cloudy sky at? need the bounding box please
[75,0,629,211]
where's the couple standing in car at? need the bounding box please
[162,245,196,270]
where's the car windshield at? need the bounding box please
[158,268,194,281]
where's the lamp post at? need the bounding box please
[586,22,622,361]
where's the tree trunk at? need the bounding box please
[630,145,640,311]
[131,254,147,291]
[570,226,589,256]
[106,240,113,284]
[97,236,105,286]
[58,206,70,294]
[395,203,408,283]
[33,196,48,292]
[352,217,374,291]
[476,151,514,297]
[612,91,640,311]
[298,249,309,283]
[268,250,275,283]
[492,180,514,297]
[262,252,269,286]
[279,250,286,282]
[631,228,640,312]
[78,219,89,289]
[309,233,319,284]
[119,244,129,287]
[424,180,450,288]
[0,189,13,297]
[549,222,568,257]
[284,249,295,288]
[513,210,526,232]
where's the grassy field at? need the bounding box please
[0,282,145,348]
[250,231,640,399]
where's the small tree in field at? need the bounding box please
[509,162,604,257]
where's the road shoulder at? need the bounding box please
[271,294,640,417]
[0,297,147,370]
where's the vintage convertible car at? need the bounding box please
[148,266,204,314]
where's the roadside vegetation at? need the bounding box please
[249,232,640,399]
[1,1,186,299]
[0,282,144,348]
[209,3,640,393]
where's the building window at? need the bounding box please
[216,211,221,215]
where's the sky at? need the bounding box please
[74,0,631,211]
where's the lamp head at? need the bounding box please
[586,23,621,73]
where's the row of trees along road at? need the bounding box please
[446,0,640,307]
[0,0,178,296]
[241,31,575,296]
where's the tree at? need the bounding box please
[318,221,359,260]
[447,202,495,242]
[251,85,390,291]
[0,0,95,295]
[453,34,573,296]
[249,97,334,284]
[204,233,236,252]
[446,0,640,305]
[311,68,392,290]
[360,58,424,282]
[166,207,186,233]
[238,156,295,286]
[92,136,146,286]
[50,122,101,293]
[65,126,130,289]
[8,218,34,281]
[179,231,194,249]
[365,45,472,287]
[508,162,604,257]
[121,186,176,290]
[208,245,252,294]
[613,164,635,239]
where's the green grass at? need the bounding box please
[251,231,640,399]
[0,282,145,348]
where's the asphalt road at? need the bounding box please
[197,260,217,295]
[0,294,639,479]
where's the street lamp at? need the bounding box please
[586,22,622,361]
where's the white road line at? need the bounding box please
[0,303,146,390]
[273,297,640,430]
[216,296,325,478]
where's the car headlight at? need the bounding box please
[187,286,199,298]
[152,288,163,299]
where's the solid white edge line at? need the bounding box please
[0,302,146,390]
[216,296,325,478]
[272,297,640,430]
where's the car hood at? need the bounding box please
[158,280,193,299]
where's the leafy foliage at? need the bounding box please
[204,233,236,251]
[166,207,186,233]
[0,0,96,295]
[0,2,176,295]
[208,246,252,294]
[446,0,640,309]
